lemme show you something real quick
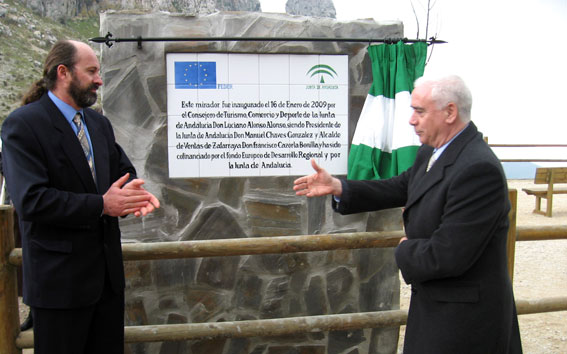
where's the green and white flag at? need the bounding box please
[347,41,427,180]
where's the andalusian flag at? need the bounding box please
[347,42,427,180]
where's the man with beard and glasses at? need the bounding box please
[1,39,160,353]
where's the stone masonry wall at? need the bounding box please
[99,11,404,354]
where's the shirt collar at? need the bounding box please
[48,91,84,124]
[432,123,470,159]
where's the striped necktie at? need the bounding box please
[426,153,437,172]
[73,112,96,180]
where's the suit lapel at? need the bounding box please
[406,146,440,210]
[41,95,98,193]
[405,123,479,210]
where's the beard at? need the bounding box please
[68,74,99,108]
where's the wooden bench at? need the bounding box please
[522,167,567,217]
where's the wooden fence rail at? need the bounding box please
[487,143,567,163]
[7,231,406,265]
[13,297,567,348]
[2,190,567,352]
[6,226,566,266]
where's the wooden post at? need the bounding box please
[507,189,518,283]
[546,169,555,217]
[0,206,21,354]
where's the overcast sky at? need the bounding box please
[260,0,567,160]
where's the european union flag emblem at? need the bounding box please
[174,61,217,89]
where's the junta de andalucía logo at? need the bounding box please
[306,64,338,84]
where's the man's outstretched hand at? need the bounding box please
[293,159,342,198]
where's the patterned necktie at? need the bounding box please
[73,112,96,180]
[426,153,437,172]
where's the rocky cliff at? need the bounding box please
[0,0,101,122]
[19,0,337,21]
[20,0,261,20]
[286,0,336,19]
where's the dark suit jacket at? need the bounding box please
[1,94,135,309]
[334,123,522,353]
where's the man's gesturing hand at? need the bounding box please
[103,173,160,217]
[293,159,342,197]
[123,178,160,217]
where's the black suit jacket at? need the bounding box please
[335,123,522,353]
[1,94,135,309]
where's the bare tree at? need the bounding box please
[410,0,441,64]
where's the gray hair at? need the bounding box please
[414,74,472,123]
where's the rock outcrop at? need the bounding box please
[286,0,336,19]
[18,0,262,20]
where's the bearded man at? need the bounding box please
[1,40,159,354]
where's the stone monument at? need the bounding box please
[99,10,404,354]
